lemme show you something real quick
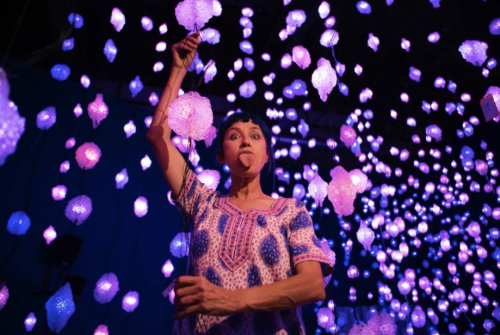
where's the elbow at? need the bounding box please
[309,278,326,302]
[146,125,163,145]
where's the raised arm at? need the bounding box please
[146,33,200,198]
[173,260,326,318]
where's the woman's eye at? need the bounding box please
[229,133,239,140]
[251,134,260,140]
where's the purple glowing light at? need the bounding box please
[168,91,213,141]
[311,58,337,102]
[129,76,143,98]
[87,94,108,128]
[162,259,174,278]
[327,166,357,216]
[36,106,56,130]
[0,284,9,311]
[115,168,129,189]
[170,232,190,258]
[175,0,215,31]
[51,185,67,201]
[141,16,153,31]
[103,39,118,63]
[110,8,125,32]
[43,225,57,245]
[94,324,109,335]
[292,45,311,69]
[50,64,71,81]
[24,312,37,332]
[123,120,136,138]
[134,196,148,218]
[45,283,75,333]
[122,291,139,313]
[458,40,488,66]
[65,195,92,225]
[94,273,120,304]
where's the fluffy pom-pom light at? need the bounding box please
[458,40,488,66]
[170,232,190,258]
[0,77,24,165]
[65,195,93,225]
[312,58,337,102]
[75,142,101,170]
[197,169,221,190]
[122,291,139,312]
[168,91,213,140]
[94,273,120,304]
[175,0,215,31]
[36,106,56,130]
[292,45,311,69]
[349,168,368,193]
[45,283,75,334]
[7,211,31,236]
[24,312,37,332]
[0,283,9,311]
[366,312,396,335]
[87,94,108,128]
[317,307,335,330]
[340,125,357,147]
[308,173,328,206]
[94,324,109,335]
[356,221,375,251]
[327,166,357,216]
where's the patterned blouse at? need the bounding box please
[173,169,333,334]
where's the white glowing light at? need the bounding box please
[197,169,221,190]
[458,40,489,66]
[123,120,136,138]
[168,91,213,140]
[141,16,153,31]
[134,196,148,217]
[311,58,337,102]
[43,225,57,245]
[162,259,175,278]
[292,45,311,69]
[51,185,67,201]
[122,291,139,312]
[175,0,215,31]
[115,168,129,189]
[36,106,56,130]
[110,8,126,32]
[24,312,37,332]
[87,94,108,128]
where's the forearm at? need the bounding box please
[236,263,325,313]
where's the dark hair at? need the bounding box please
[216,112,275,176]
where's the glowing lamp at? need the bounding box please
[367,33,380,52]
[36,106,56,130]
[140,155,151,170]
[115,168,129,189]
[73,103,83,117]
[317,307,335,329]
[289,142,301,160]
[123,120,136,138]
[327,166,357,216]
[94,325,109,335]
[75,142,101,170]
[170,232,190,258]
[320,29,339,48]
[356,1,372,14]
[318,2,331,19]
[62,38,74,51]
[65,137,75,149]
[239,80,256,98]
[0,94,25,165]
[298,119,309,138]
[24,312,37,332]
[292,45,311,69]
[43,225,57,245]
[197,169,221,190]
[286,9,306,28]
[7,211,31,235]
[128,76,143,98]
[122,291,139,312]
[87,94,108,128]
[0,284,9,310]
[59,160,70,173]
[458,40,488,66]
[94,273,119,304]
[168,91,213,140]
[311,58,337,102]
[134,196,148,217]
[349,169,368,193]
[411,306,426,328]
[490,18,500,35]
[340,124,357,147]
[141,16,153,31]
[425,124,442,142]
[68,13,84,28]
[50,64,71,81]
[162,259,174,278]
[45,283,75,333]
[308,173,328,206]
[52,185,67,201]
[110,8,125,32]
[103,39,118,63]
[202,28,221,44]
[175,0,215,31]
[397,278,412,295]
[65,195,92,225]
[292,183,306,200]
[356,221,375,251]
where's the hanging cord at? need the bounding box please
[1,0,31,68]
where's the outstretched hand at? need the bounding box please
[173,275,242,319]
[171,33,200,71]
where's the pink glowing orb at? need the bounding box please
[24,311,37,332]
[367,312,396,335]
[340,125,357,147]
[73,103,83,117]
[175,0,215,31]
[94,273,120,304]
[197,169,221,190]
[51,185,67,201]
[349,169,368,193]
[162,259,174,278]
[134,196,148,217]
[87,94,108,128]
[356,221,375,251]
[115,168,129,189]
[308,173,328,206]
[311,58,337,102]
[123,120,136,138]
[122,291,139,312]
[110,8,126,32]
[59,160,70,173]
[317,307,335,329]
[43,225,57,245]
[327,166,357,216]
[94,324,109,335]
[168,91,213,140]
[65,195,92,225]
[0,284,9,311]
[65,137,76,149]
[292,45,311,69]
[75,142,101,170]
[140,155,152,170]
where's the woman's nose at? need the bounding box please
[241,135,251,146]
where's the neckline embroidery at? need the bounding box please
[214,196,288,271]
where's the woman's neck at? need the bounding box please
[228,174,266,200]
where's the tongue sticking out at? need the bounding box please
[239,153,255,168]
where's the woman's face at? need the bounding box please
[218,121,269,177]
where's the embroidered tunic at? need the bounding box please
[174,170,333,334]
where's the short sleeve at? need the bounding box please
[287,200,334,277]
[174,169,216,225]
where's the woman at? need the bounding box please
[147,33,333,334]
